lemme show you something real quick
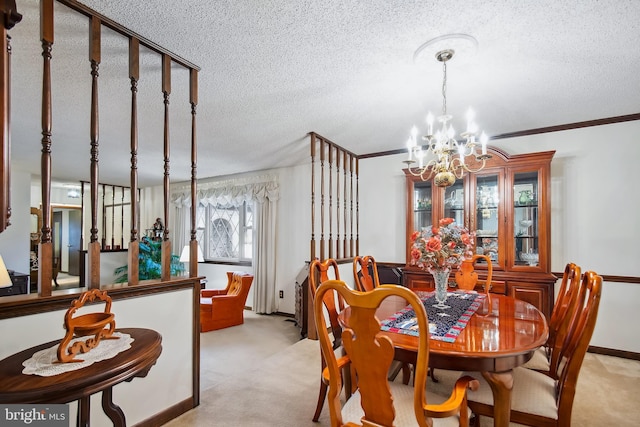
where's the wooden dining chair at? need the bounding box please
[315,279,479,427]
[353,255,380,292]
[309,258,350,422]
[454,255,493,293]
[353,254,415,384]
[523,262,581,372]
[467,271,602,427]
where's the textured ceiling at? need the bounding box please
[9,0,640,187]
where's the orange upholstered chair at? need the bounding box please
[200,271,254,332]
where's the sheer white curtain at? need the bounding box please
[169,192,192,255]
[252,181,279,313]
[171,175,280,313]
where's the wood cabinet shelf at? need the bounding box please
[403,147,556,320]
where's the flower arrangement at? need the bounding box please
[410,218,474,273]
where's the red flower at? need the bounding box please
[461,233,472,246]
[410,219,474,271]
[425,236,442,252]
[439,217,455,226]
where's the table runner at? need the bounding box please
[380,291,485,343]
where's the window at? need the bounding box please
[196,201,253,262]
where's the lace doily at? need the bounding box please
[22,332,134,377]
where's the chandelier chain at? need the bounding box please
[442,60,447,116]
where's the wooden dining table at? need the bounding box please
[339,290,548,427]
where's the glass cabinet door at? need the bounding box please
[443,180,464,226]
[513,171,539,267]
[475,174,499,265]
[413,181,433,232]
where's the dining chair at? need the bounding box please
[315,279,479,427]
[353,255,380,292]
[454,254,493,293]
[309,258,350,422]
[353,254,415,384]
[466,270,602,427]
[523,262,581,373]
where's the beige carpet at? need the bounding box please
[165,311,640,426]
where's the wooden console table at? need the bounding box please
[0,328,162,427]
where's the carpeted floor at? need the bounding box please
[165,311,640,426]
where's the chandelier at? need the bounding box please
[403,49,491,187]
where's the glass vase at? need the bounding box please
[431,268,451,310]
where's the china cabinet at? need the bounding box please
[403,147,556,319]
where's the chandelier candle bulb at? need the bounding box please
[481,132,488,156]
[426,112,434,135]
[407,138,414,160]
[466,108,474,133]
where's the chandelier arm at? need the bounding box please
[458,158,488,174]
[420,167,437,182]
[404,158,438,180]
[450,158,466,179]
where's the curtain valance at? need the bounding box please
[171,175,279,208]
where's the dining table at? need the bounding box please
[339,289,548,427]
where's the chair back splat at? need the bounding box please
[521,262,582,375]
[309,258,343,345]
[309,258,346,422]
[555,271,602,418]
[547,263,581,376]
[353,255,380,292]
[315,280,478,427]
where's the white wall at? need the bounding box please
[0,169,32,274]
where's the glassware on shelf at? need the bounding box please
[416,198,432,210]
[518,190,533,205]
[519,250,539,266]
[519,219,533,235]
